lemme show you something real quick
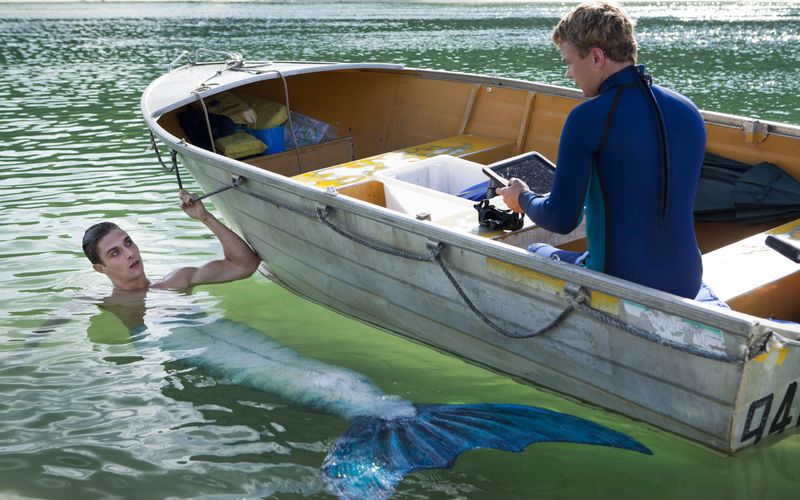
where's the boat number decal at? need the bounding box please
[740,381,798,444]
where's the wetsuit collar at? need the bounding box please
[599,64,648,94]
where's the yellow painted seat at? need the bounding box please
[702,218,800,319]
[291,134,514,189]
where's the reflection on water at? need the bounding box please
[1,2,799,498]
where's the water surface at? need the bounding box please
[1,2,799,498]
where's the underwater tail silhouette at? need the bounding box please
[160,319,651,499]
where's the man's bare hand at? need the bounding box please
[496,178,529,214]
[180,190,211,222]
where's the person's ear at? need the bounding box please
[590,47,604,65]
[93,263,107,274]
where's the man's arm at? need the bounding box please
[500,108,594,234]
[156,191,261,290]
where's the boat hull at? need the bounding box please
[143,61,800,454]
[179,150,797,454]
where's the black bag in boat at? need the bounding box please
[694,153,800,224]
[177,108,237,151]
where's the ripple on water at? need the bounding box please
[1,3,799,499]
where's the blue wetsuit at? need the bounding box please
[519,65,705,298]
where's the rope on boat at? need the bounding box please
[769,331,800,349]
[321,203,576,337]
[232,182,318,218]
[428,242,579,339]
[320,205,747,357]
[227,180,570,335]
[316,207,435,262]
[149,130,183,190]
[322,204,577,337]
[191,90,217,155]
[193,60,304,174]
[150,63,302,196]
[323,204,576,337]
[224,180,746,360]
[266,68,303,174]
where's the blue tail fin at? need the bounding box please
[322,403,650,498]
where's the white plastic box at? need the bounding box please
[374,155,487,221]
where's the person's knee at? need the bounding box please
[527,243,588,266]
[527,243,559,258]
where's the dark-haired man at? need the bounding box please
[499,1,705,299]
[83,191,260,291]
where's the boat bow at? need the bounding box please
[142,59,404,120]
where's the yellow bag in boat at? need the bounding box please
[214,132,266,159]
[236,93,288,129]
[205,92,257,127]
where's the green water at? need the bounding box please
[1,1,799,498]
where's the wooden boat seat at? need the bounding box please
[701,218,800,319]
[291,134,515,189]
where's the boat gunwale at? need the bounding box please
[142,61,407,119]
[393,66,800,138]
[144,60,800,139]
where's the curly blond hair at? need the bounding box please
[552,2,637,63]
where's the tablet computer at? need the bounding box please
[487,151,555,195]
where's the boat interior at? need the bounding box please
[157,68,800,322]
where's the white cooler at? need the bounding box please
[374,155,488,221]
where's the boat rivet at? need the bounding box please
[487,87,493,93]
[326,186,338,196]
